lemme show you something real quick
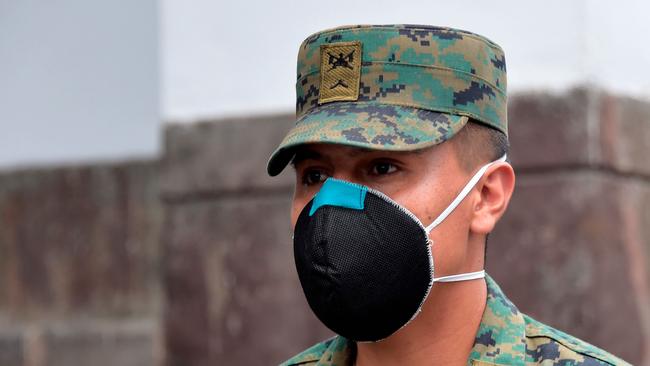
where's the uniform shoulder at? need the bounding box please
[523,314,631,366]
[279,337,335,366]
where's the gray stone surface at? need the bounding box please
[0,160,163,320]
[42,320,159,366]
[599,93,650,176]
[508,88,650,177]
[508,88,593,168]
[0,160,163,365]
[488,172,649,363]
[163,194,331,366]
[161,114,295,198]
[0,331,22,366]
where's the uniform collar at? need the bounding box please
[314,274,527,366]
[316,336,356,366]
[467,274,527,366]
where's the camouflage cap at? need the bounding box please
[267,24,507,176]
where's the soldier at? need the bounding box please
[266,25,631,366]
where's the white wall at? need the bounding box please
[162,0,650,122]
[0,0,158,168]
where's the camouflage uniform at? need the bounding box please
[279,275,629,366]
[267,25,631,365]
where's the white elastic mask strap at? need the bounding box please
[425,154,507,234]
[433,270,486,283]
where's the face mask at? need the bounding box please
[292,155,507,342]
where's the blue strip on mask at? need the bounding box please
[309,178,368,216]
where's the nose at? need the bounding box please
[330,172,359,186]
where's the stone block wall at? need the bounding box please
[161,115,332,366]
[489,88,650,364]
[0,161,163,366]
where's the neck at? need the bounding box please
[355,278,487,366]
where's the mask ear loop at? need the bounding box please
[433,270,486,282]
[424,154,507,235]
[426,154,507,284]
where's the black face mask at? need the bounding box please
[294,179,432,342]
[292,156,504,342]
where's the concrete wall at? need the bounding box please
[0,161,164,365]
[160,116,325,365]
[0,87,648,365]
[489,89,650,364]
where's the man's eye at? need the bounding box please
[370,162,397,175]
[302,169,329,186]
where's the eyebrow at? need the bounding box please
[291,146,375,165]
[290,148,325,167]
[290,145,428,167]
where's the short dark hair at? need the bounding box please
[448,119,509,260]
[450,119,509,172]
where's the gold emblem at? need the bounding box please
[318,41,362,104]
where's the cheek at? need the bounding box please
[290,206,299,230]
[395,184,439,227]
[291,179,307,229]
[428,199,475,272]
[426,196,474,243]
[290,192,311,230]
[395,178,470,251]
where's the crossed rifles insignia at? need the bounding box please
[329,51,355,70]
[328,51,355,89]
[318,42,362,104]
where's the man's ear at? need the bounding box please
[470,162,515,235]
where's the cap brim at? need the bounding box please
[267,102,468,176]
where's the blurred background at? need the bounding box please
[0,0,649,365]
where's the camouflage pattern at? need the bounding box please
[267,24,508,176]
[279,275,631,366]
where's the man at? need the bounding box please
[266,25,630,366]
